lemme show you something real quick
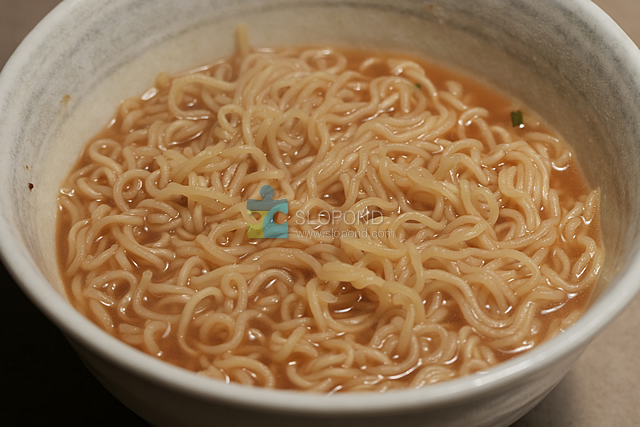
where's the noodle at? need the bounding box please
[56,39,603,392]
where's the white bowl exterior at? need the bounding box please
[68,334,585,427]
[2,0,640,426]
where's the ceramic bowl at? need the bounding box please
[2,1,640,426]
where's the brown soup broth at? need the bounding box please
[56,46,602,391]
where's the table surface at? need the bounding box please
[1,1,639,426]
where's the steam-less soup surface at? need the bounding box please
[57,45,603,392]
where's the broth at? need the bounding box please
[56,46,602,392]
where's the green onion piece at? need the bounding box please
[415,83,422,89]
[511,110,523,127]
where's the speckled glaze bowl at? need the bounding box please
[2,1,640,426]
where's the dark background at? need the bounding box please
[1,1,639,426]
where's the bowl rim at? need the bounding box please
[2,0,640,416]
